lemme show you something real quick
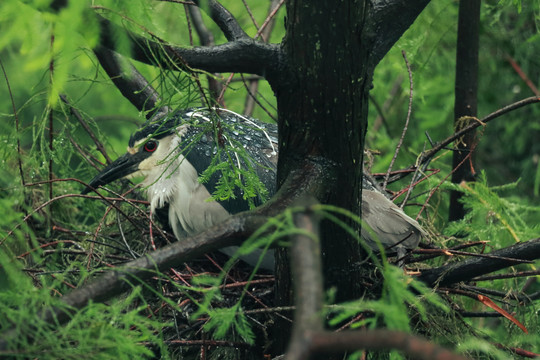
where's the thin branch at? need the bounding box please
[0,57,25,186]
[383,50,413,192]
[186,5,224,104]
[241,0,260,35]
[472,269,540,282]
[419,96,540,168]
[1,179,151,245]
[254,0,285,41]
[417,238,540,288]
[242,0,283,116]
[505,54,540,97]
[459,284,531,303]
[241,74,277,121]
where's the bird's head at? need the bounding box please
[81,112,186,196]
[82,109,278,214]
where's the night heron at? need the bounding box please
[82,108,425,268]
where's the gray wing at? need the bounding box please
[361,190,425,252]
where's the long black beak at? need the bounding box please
[81,152,143,194]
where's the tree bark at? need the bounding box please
[277,0,368,300]
[449,0,481,221]
[268,1,431,354]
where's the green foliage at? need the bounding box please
[444,172,540,244]
[0,254,166,359]
[203,304,256,344]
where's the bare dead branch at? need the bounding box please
[472,269,540,282]
[505,54,540,97]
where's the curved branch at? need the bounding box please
[93,46,168,118]
[422,96,540,165]
[417,238,540,288]
[383,96,540,184]
[191,0,249,41]
[367,0,432,68]
[99,18,280,77]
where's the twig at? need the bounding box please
[383,50,413,190]
[459,284,530,303]
[254,0,285,41]
[417,145,475,219]
[505,54,540,97]
[241,0,260,35]
[241,74,277,121]
[60,95,112,164]
[371,74,404,135]
[186,4,224,104]
[472,269,540,282]
[243,0,283,116]
[1,178,155,245]
[0,57,25,186]
[48,32,55,219]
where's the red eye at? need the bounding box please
[144,140,158,152]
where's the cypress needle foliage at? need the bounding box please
[444,172,540,246]
[0,254,167,359]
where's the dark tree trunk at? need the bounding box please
[270,0,372,354]
[265,0,432,354]
[278,0,368,302]
[449,0,481,221]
